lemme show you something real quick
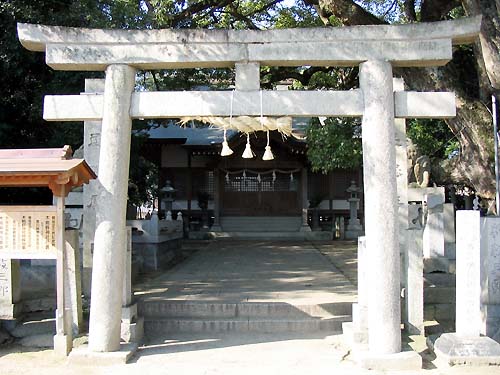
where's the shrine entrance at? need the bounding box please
[17,16,480,364]
[222,170,300,216]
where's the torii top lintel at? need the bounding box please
[17,16,481,71]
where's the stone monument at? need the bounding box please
[431,211,500,366]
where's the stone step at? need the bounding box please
[424,286,455,304]
[140,301,352,319]
[4,312,55,339]
[425,273,455,287]
[210,232,332,241]
[21,295,56,313]
[220,216,302,232]
[144,315,351,335]
[424,303,455,321]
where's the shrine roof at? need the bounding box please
[146,118,309,146]
[0,146,96,197]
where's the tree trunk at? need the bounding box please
[315,0,498,200]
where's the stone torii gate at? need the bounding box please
[17,16,480,366]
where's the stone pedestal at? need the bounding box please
[0,258,21,319]
[360,60,401,356]
[432,211,500,365]
[88,64,136,353]
[432,333,500,366]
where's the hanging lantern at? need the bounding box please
[242,133,254,159]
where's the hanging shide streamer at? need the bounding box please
[220,91,234,156]
[221,128,233,156]
[261,91,275,161]
[180,90,297,159]
[242,133,254,159]
[262,130,274,161]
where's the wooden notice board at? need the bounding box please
[0,206,58,259]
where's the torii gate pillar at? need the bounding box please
[88,64,136,352]
[360,60,401,355]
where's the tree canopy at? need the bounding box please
[1,0,498,206]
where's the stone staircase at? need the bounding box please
[424,272,456,334]
[220,216,302,232]
[139,300,352,336]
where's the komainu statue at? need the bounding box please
[407,139,430,188]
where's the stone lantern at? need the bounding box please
[345,180,364,239]
[160,180,176,220]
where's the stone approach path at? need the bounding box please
[1,240,500,375]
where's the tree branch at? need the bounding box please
[169,0,235,27]
[304,0,385,26]
[403,0,417,22]
[420,0,461,21]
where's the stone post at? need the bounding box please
[64,229,83,335]
[404,228,424,335]
[88,64,136,352]
[300,168,311,232]
[360,60,401,355]
[54,192,73,356]
[235,62,260,91]
[342,236,369,348]
[393,79,409,328]
[456,210,481,337]
[480,217,500,339]
[0,259,21,319]
[82,79,105,298]
[423,193,445,258]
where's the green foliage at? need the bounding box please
[406,118,457,159]
[306,118,362,174]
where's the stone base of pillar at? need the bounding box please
[430,333,500,366]
[53,333,73,356]
[342,322,368,350]
[0,303,21,320]
[121,317,144,344]
[68,343,138,365]
[300,224,312,232]
[121,303,144,344]
[356,350,422,371]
